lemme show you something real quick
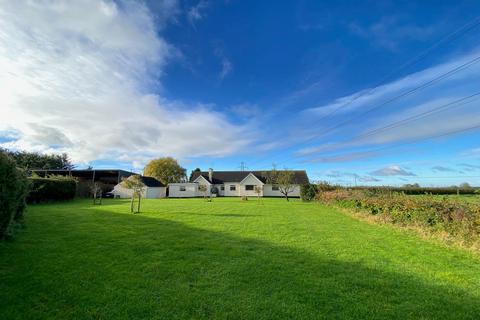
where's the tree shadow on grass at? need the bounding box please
[1,208,479,320]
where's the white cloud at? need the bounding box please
[370,165,416,176]
[0,0,251,166]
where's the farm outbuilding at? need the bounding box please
[112,176,166,199]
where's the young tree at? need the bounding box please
[198,184,210,201]
[254,185,263,202]
[89,182,102,205]
[264,167,296,201]
[144,157,186,185]
[277,170,296,201]
[121,175,145,213]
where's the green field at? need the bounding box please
[1,198,479,319]
[411,194,480,203]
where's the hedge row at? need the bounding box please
[317,189,480,245]
[0,152,30,239]
[27,176,77,203]
[351,186,478,195]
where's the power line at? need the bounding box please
[307,123,480,163]
[354,92,480,140]
[310,15,480,123]
[300,92,480,155]
[311,54,480,139]
[249,17,480,169]
[251,54,480,168]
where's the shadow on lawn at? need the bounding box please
[170,211,259,218]
[2,206,479,320]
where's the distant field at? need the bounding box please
[1,198,480,319]
[410,194,480,203]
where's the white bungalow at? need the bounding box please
[168,169,309,198]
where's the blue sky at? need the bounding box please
[1,0,479,186]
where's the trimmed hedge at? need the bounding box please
[27,175,77,203]
[0,152,30,239]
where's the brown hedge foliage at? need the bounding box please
[317,189,480,245]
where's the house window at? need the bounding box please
[221,186,225,190]
[272,185,279,191]
[180,186,186,191]
[245,185,254,191]
[230,185,236,191]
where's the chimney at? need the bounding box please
[208,168,213,182]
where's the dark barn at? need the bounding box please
[31,169,135,197]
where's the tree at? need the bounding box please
[0,151,30,239]
[254,185,263,202]
[1,148,74,170]
[264,167,296,201]
[189,168,201,182]
[403,183,420,188]
[459,182,472,189]
[121,175,145,213]
[198,184,211,201]
[89,182,102,205]
[144,157,186,185]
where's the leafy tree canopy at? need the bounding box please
[189,168,201,182]
[1,148,74,170]
[144,157,186,185]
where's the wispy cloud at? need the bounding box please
[214,45,233,80]
[431,165,457,173]
[295,49,480,161]
[187,0,209,25]
[349,16,436,51]
[322,170,381,183]
[229,103,259,119]
[458,163,480,171]
[370,165,416,176]
[0,0,251,166]
[358,176,382,182]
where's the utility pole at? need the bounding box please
[239,161,247,171]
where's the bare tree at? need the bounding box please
[89,182,102,205]
[121,175,145,213]
[254,185,263,203]
[264,167,296,201]
[198,184,212,201]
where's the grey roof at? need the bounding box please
[191,170,309,185]
[140,176,165,187]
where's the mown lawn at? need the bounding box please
[1,198,479,319]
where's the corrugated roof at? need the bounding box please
[191,170,309,184]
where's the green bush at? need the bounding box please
[0,152,30,239]
[27,175,77,203]
[300,184,317,201]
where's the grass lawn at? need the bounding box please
[1,198,480,319]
